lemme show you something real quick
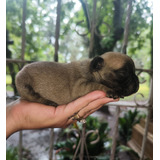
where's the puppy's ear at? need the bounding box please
[90,56,104,72]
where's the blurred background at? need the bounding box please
[6,0,153,160]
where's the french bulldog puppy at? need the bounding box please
[15,52,139,107]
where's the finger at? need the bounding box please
[63,92,118,126]
[78,97,117,116]
[76,97,119,119]
[83,105,103,118]
[66,97,119,126]
[65,105,102,127]
[64,90,107,118]
[68,90,106,110]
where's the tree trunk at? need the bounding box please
[80,0,124,57]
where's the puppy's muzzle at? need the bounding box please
[122,74,139,96]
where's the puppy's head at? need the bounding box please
[90,52,139,98]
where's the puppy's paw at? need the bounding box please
[106,90,119,99]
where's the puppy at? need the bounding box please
[15,52,139,106]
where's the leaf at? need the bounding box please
[117,145,132,152]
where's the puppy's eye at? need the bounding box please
[115,70,128,79]
[119,71,126,76]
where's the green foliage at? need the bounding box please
[76,0,152,59]
[127,28,152,69]
[54,116,110,159]
[85,117,110,156]
[119,109,146,144]
[6,147,18,160]
[6,0,58,61]
[6,0,152,65]
[6,75,12,84]
[6,146,33,160]
[55,116,140,159]
[127,0,153,69]
[116,144,140,159]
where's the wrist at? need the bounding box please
[6,100,22,138]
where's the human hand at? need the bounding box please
[6,90,119,138]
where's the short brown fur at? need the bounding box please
[15,52,139,106]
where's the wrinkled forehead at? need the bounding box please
[101,52,131,70]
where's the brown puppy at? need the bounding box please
[15,52,139,106]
